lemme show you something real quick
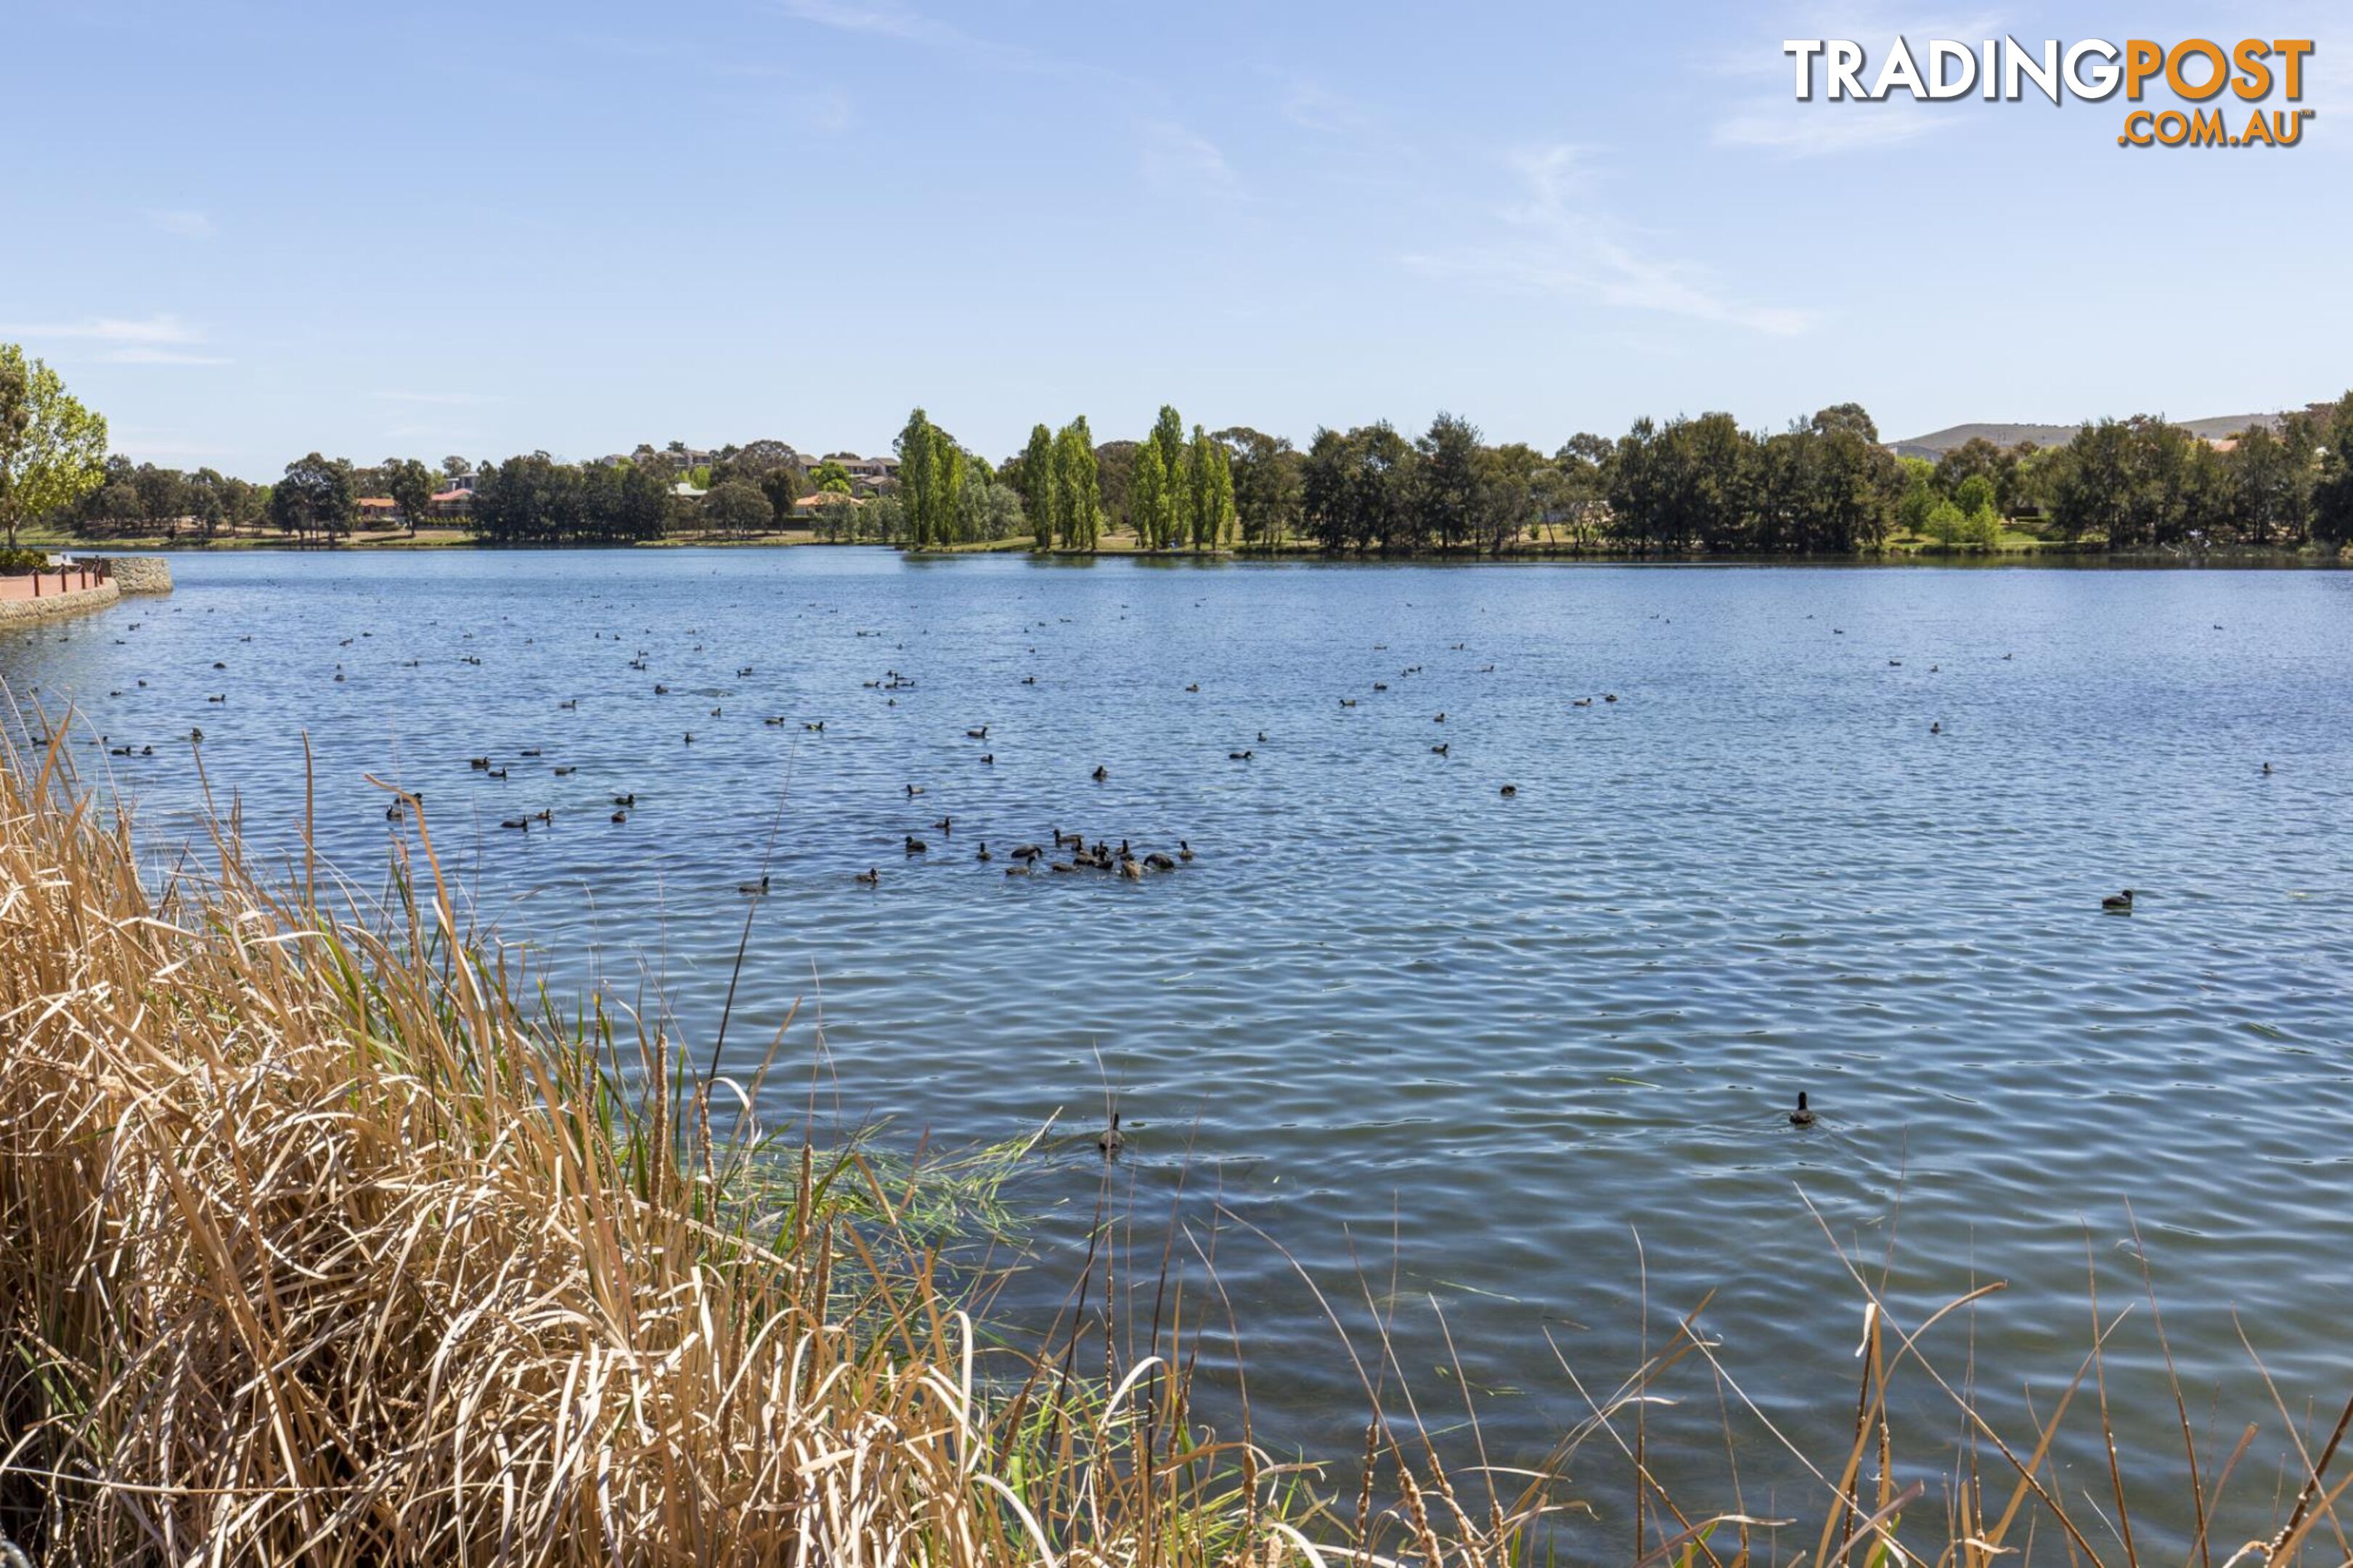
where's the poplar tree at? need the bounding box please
[1051,418,1103,550]
[1130,437,1172,553]
[930,425,965,545]
[1020,423,1055,549]
[1146,405,1186,549]
[1185,425,1236,550]
[896,409,937,549]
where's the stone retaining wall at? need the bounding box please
[0,579,121,629]
[104,556,175,595]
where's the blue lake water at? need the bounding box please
[6,548,2349,1547]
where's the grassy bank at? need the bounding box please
[2,730,2348,1565]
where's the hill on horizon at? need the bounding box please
[1888,413,2284,460]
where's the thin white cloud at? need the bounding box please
[105,347,232,365]
[0,314,228,364]
[148,208,218,239]
[1703,4,2002,155]
[1281,79,1372,136]
[3,314,201,344]
[376,391,502,407]
[1138,119,1242,200]
[1404,146,1809,337]
[1713,107,1948,155]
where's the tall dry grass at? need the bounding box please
[1,723,2347,1567]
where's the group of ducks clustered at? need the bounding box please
[43,599,2241,1153]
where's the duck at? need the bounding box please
[1603,693,1618,703]
[1499,784,1517,797]
[1096,1110,1125,1156]
[553,765,576,776]
[1092,765,1108,782]
[2261,761,2272,775]
[1051,861,1080,874]
[1184,683,1200,693]
[906,783,925,798]
[500,817,530,831]
[1012,843,1043,862]
[1573,698,1593,708]
[980,753,995,764]
[2101,889,2135,912]
[1433,712,1445,723]
[739,875,770,895]
[1178,840,1194,862]
[932,816,953,835]
[1004,863,1032,876]
[1143,852,1176,873]
[854,867,881,886]
[612,793,636,807]
[805,720,825,732]
[560,699,579,709]
[1930,722,1941,735]
[486,767,509,780]
[1339,698,1358,709]
[1790,1093,1816,1128]
[1431,743,1448,756]
[976,842,992,862]
[1229,749,1254,761]
[1118,857,1143,880]
[611,810,627,823]
[905,836,929,855]
[967,725,988,739]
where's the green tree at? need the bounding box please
[1925,497,1966,547]
[269,453,356,543]
[2309,393,2353,546]
[0,344,110,550]
[759,463,806,526]
[1018,424,1055,549]
[1049,418,1103,550]
[1215,427,1300,548]
[1130,438,1172,553]
[1414,412,1482,552]
[1184,424,1236,550]
[384,457,433,537]
[895,409,937,547]
[703,479,771,535]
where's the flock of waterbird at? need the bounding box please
[10,587,2282,1156]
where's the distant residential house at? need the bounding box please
[794,492,862,513]
[672,481,709,502]
[428,487,473,520]
[356,497,403,526]
[833,454,900,484]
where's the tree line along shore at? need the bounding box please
[10,342,2353,560]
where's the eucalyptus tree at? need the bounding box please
[0,343,109,550]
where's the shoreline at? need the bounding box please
[37,536,2348,570]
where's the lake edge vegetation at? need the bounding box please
[12,339,2352,562]
[4,725,2353,1564]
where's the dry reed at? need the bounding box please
[1,724,2345,1567]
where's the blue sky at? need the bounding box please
[4,0,2346,478]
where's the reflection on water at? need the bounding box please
[7,548,2349,1548]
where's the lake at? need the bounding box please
[6,547,2349,1550]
